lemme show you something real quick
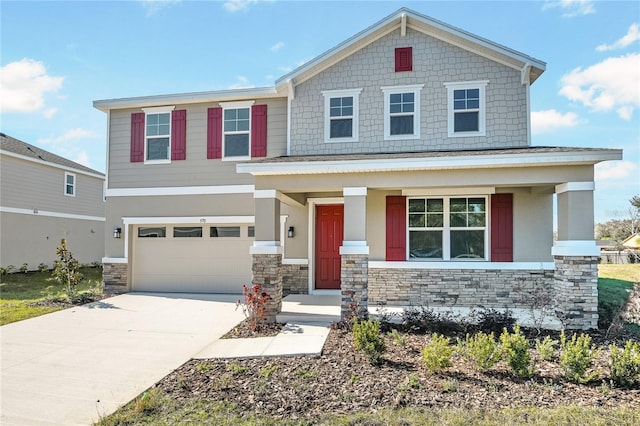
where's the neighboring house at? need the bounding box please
[94,8,621,329]
[0,133,105,270]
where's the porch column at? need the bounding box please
[250,190,283,322]
[340,187,369,319]
[552,182,599,330]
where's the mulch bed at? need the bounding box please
[222,318,286,339]
[156,328,640,419]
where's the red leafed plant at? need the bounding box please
[236,284,271,332]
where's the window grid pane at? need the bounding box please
[210,226,241,237]
[138,227,166,238]
[174,227,203,238]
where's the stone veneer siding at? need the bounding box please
[281,263,309,295]
[103,262,128,294]
[368,267,555,310]
[553,256,599,330]
[252,254,283,322]
[341,254,369,319]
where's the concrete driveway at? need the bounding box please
[0,292,244,425]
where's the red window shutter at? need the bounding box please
[207,107,222,159]
[386,196,407,261]
[130,112,145,162]
[395,47,412,72]
[171,109,187,160]
[251,104,267,158]
[491,193,513,262]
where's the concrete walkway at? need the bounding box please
[0,293,245,426]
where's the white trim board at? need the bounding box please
[123,216,255,225]
[0,206,105,222]
[106,185,255,197]
[369,261,555,270]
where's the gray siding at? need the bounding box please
[0,155,104,217]
[107,98,287,189]
[290,28,527,155]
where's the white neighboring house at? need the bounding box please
[0,133,105,270]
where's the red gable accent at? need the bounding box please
[386,196,407,261]
[207,107,222,159]
[251,104,267,158]
[490,193,513,262]
[130,112,145,163]
[395,47,412,72]
[171,110,187,160]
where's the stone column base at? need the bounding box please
[341,254,369,320]
[103,262,128,294]
[251,254,283,322]
[554,255,599,330]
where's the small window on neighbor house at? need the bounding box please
[138,227,166,238]
[64,172,76,197]
[248,226,255,237]
[395,47,412,72]
[322,88,361,143]
[174,227,202,238]
[210,226,241,237]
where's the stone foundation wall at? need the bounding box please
[252,254,283,322]
[281,263,309,295]
[341,254,369,319]
[368,267,555,310]
[103,262,128,294]
[554,256,599,330]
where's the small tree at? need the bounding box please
[52,239,83,300]
[236,284,271,332]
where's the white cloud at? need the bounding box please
[270,41,284,52]
[141,0,181,16]
[43,108,58,119]
[223,0,258,12]
[36,128,98,169]
[542,0,595,18]
[597,23,640,52]
[37,128,97,147]
[531,109,581,134]
[0,59,63,115]
[595,160,638,180]
[559,53,640,120]
[73,151,91,167]
[226,76,254,89]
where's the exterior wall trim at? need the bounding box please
[0,150,105,179]
[344,187,368,196]
[282,258,309,265]
[106,185,255,197]
[102,257,128,263]
[403,186,495,196]
[122,215,255,225]
[369,260,554,270]
[555,181,595,194]
[551,240,599,256]
[0,206,105,222]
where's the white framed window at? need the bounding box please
[221,100,254,160]
[64,172,76,197]
[444,81,488,137]
[408,196,488,261]
[381,84,423,140]
[210,226,241,237]
[174,227,202,238]
[143,106,175,163]
[322,88,362,143]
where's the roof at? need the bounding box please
[237,147,622,176]
[0,133,104,177]
[622,233,640,250]
[276,7,546,89]
[94,7,546,112]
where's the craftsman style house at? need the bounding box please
[94,8,621,329]
[0,134,105,269]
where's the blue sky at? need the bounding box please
[1,0,638,223]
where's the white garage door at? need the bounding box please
[132,224,253,293]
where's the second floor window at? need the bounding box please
[223,107,250,158]
[322,88,361,143]
[64,172,75,196]
[382,84,423,141]
[445,81,488,137]
[146,112,171,161]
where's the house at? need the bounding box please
[94,8,621,329]
[0,133,105,270]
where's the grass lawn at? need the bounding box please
[0,266,103,326]
[597,264,640,332]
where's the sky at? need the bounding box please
[1,0,639,224]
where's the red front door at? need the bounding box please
[315,205,344,290]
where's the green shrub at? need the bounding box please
[499,324,533,378]
[388,328,406,347]
[19,263,29,273]
[463,331,502,371]
[52,239,83,300]
[535,336,557,361]
[421,333,454,374]
[353,318,386,365]
[609,339,640,388]
[37,263,49,273]
[559,330,600,383]
[0,265,14,275]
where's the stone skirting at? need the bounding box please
[369,267,554,310]
[103,262,128,293]
[252,254,283,322]
[282,263,309,295]
[341,254,369,319]
[554,256,599,330]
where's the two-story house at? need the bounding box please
[0,134,105,269]
[94,8,621,329]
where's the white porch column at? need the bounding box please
[340,187,369,319]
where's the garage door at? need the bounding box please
[132,224,254,293]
